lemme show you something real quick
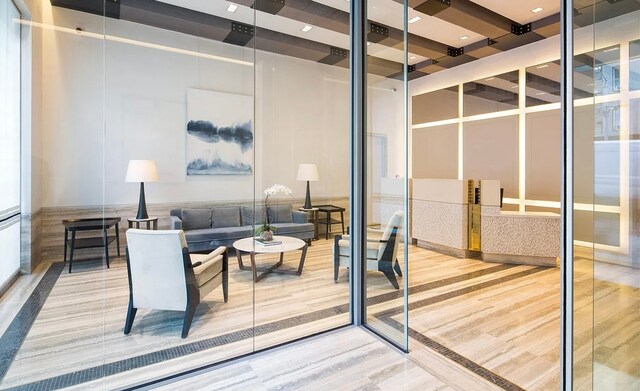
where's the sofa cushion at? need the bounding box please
[212,207,241,228]
[268,204,293,224]
[270,222,313,235]
[184,227,253,243]
[241,206,266,226]
[181,209,212,230]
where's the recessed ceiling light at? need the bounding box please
[301,25,312,33]
[367,42,371,46]
[536,92,547,95]
[226,3,238,13]
[485,77,495,81]
[511,85,519,89]
[603,47,619,52]
[410,56,416,60]
[531,7,543,13]
[408,16,422,24]
[460,35,469,40]
[537,64,549,69]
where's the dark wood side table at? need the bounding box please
[62,217,121,273]
[128,217,158,230]
[315,205,346,240]
[298,207,319,240]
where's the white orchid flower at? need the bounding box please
[264,184,294,197]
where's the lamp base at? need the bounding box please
[303,181,313,209]
[136,182,149,220]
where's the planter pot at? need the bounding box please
[260,231,274,241]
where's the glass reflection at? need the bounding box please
[463,71,518,116]
[631,39,640,91]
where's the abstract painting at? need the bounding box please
[186,89,253,175]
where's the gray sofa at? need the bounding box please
[170,204,313,252]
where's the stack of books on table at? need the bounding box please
[254,238,282,246]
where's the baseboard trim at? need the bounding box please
[482,253,559,267]
[416,240,480,259]
[0,269,20,297]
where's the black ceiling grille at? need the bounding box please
[223,22,254,47]
[448,47,464,57]
[368,22,389,43]
[511,23,532,35]
[318,46,348,65]
[414,0,451,16]
[252,0,285,15]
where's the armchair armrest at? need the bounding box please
[207,246,227,260]
[189,246,227,268]
[338,234,386,244]
[292,211,309,224]
[169,215,183,230]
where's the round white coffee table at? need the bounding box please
[232,236,308,283]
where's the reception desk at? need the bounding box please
[411,179,477,258]
[411,178,560,266]
[480,180,560,267]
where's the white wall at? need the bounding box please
[35,5,403,208]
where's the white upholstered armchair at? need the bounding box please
[124,229,228,338]
[333,211,404,289]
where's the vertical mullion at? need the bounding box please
[560,0,574,389]
[349,0,367,326]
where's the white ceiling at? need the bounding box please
[471,0,560,25]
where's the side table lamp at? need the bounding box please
[296,163,319,210]
[125,160,159,220]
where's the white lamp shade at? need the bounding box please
[296,164,319,181]
[125,160,159,183]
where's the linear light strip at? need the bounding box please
[518,68,526,212]
[15,19,254,67]
[574,240,622,253]
[458,83,464,180]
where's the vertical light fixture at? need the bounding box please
[126,160,159,219]
[296,163,319,209]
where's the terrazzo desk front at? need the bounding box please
[411,179,476,258]
[480,180,560,267]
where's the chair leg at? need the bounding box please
[333,235,341,282]
[394,259,403,277]
[124,301,137,335]
[383,269,400,290]
[182,300,198,339]
[222,252,229,303]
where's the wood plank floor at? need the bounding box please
[0,239,637,390]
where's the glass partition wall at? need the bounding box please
[572,1,640,389]
[0,0,410,389]
[364,0,409,349]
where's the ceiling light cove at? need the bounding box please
[531,7,543,13]
[226,3,238,13]
[408,16,422,24]
[301,25,313,32]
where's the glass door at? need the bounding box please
[571,0,640,389]
[363,0,409,350]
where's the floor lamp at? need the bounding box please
[297,164,319,209]
[126,160,159,220]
